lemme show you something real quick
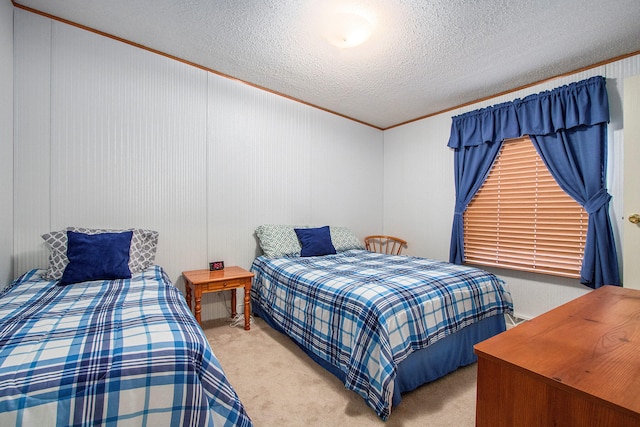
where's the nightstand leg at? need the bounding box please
[231,289,237,318]
[185,282,192,311]
[244,284,251,330]
[194,288,202,325]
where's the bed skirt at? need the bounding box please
[253,303,506,408]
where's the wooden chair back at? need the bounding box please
[364,235,407,255]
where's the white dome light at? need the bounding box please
[323,10,374,48]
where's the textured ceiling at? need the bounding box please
[14,0,640,129]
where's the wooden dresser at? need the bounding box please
[474,285,640,427]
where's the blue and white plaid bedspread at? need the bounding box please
[251,249,513,420]
[0,266,253,427]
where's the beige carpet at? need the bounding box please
[202,317,477,427]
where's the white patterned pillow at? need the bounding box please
[255,224,305,258]
[255,224,364,258]
[42,228,159,280]
[330,227,366,252]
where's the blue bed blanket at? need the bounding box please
[0,266,253,427]
[250,249,513,420]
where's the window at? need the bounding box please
[463,136,587,278]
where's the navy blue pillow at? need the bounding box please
[59,231,133,286]
[295,226,337,257]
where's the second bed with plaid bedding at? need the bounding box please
[0,266,252,427]
[251,249,513,420]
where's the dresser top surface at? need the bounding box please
[475,285,640,414]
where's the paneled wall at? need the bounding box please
[0,0,13,285]
[12,9,384,320]
[384,55,640,319]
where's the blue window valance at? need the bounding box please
[447,76,620,289]
[448,76,610,148]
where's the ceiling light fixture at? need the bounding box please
[323,6,375,49]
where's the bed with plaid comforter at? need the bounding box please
[251,249,513,420]
[0,266,252,427]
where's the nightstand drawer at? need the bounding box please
[204,278,244,292]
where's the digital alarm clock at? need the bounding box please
[209,261,224,271]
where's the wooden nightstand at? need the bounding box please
[182,266,254,330]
